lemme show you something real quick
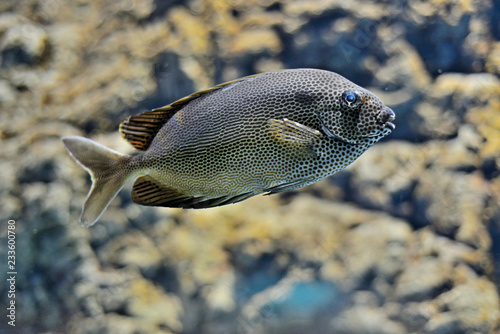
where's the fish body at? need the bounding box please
[62,69,395,226]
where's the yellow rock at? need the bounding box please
[227,29,282,56]
[128,278,183,332]
[486,42,500,75]
[467,98,500,158]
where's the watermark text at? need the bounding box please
[6,220,16,327]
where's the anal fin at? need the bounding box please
[132,176,190,206]
[132,176,255,209]
[264,178,315,194]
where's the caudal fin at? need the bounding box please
[62,136,133,227]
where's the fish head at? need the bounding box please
[318,87,395,144]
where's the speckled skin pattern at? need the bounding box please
[127,69,395,207]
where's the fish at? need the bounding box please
[62,68,395,227]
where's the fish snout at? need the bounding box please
[379,107,395,131]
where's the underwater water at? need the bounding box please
[0,0,499,333]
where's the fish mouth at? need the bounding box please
[384,122,396,131]
[381,108,396,132]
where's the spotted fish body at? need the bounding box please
[62,69,395,227]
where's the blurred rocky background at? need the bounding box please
[1,0,500,333]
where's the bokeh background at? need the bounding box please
[1,0,500,333]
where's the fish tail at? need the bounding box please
[62,136,135,227]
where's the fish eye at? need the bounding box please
[341,91,362,108]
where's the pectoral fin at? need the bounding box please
[268,118,322,142]
[267,118,321,158]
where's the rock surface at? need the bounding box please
[1,0,499,333]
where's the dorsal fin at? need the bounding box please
[119,107,177,151]
[120,73,263,151]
